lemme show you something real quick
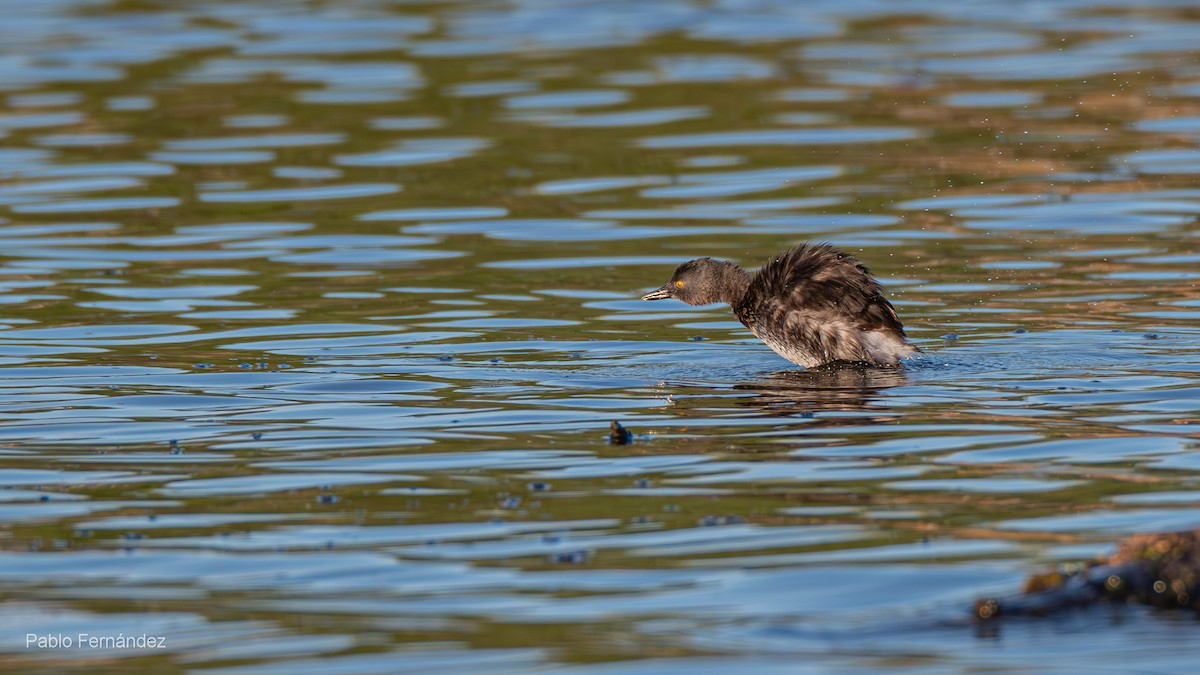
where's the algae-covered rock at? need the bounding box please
[976,530,1200,620]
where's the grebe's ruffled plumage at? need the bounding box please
[641,243,918,368]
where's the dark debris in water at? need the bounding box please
[609,420,632,445]
[699,515,746,527]
[549,550,590,565]
[976,530,1200,620]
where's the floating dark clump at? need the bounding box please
[550,550,590,565]
[609,420,632,445]
[976,530,1200,620]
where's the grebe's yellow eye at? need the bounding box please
[674,280,685,289]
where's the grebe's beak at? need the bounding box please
[641,285,672,301]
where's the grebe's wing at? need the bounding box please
[747,243,906,334]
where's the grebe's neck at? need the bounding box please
[710,260,750,305]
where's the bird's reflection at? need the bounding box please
[734,362,909,419]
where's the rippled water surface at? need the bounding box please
[3,0,1200,671]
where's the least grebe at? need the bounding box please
[641,243,918,368]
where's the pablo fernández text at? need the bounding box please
[26,633,167,650]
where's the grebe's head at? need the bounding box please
[641,258,746,306]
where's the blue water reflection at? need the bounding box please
[0,0,1199,671]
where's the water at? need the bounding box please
[1,0,1199,671]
